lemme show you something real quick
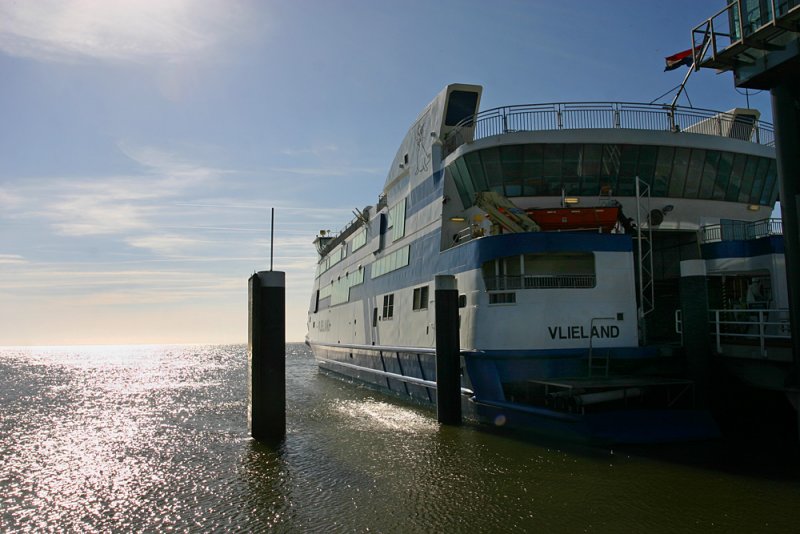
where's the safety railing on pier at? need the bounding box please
[699,218,783,244]
[443,102,775,155]
[709,308,791,358]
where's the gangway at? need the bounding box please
[475,191,541,233]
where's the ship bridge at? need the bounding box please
[441,102,778,232]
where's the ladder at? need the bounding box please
[635,177,655,344]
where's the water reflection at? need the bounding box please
[1,344,799,532]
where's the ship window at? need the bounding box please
[489,292,516,304]
[482,147,504,195]
[389,198,406,241]
[669,147,691,197]
[725,153,747,202]
[454,158,475,206]
[684,148,705,198]
[445,90,479,126]
[699,150,721,199]
[458,294,467,308]
[465,151,488,192]
[413,285,429,310]
[351,228,367,251]
[713,151,734,201]
[748,157,770,204]
[483,252,596,290]
[382,293,394,319]
[562,145,581,195]
[653,146,674,197]
[738,155,759,203]
[616,145,639,196]
[523,144,544,196]
[542,144,563,195]
[501,145,524,197]
[637,146,658,190]
[760,160,778,205]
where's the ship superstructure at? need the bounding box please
[306,84,785,443]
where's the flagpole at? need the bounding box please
[670,37,711,111]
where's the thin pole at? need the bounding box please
[270,208,274,271]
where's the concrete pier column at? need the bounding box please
[771,80,800,385]
[680,260,711,406]
[435,275,461,425]
[248,270,286,442]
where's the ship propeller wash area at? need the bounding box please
[306,84,796,444]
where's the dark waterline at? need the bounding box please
[1,343,799,532]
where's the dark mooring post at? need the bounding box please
[771,79,800,386]
[679,260,711,407]
[435,275,461,425]
[248,270,286,442]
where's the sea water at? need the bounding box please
[1,343,799,532]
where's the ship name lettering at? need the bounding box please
[547,325,620,340]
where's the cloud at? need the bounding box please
[267,166,383,177]
[280,144,339,157]
[125,234,205,255]
[0,0,256,64]
[0,254,27,265]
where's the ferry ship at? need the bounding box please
[306,84,789,444]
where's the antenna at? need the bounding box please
[270,207,274,271]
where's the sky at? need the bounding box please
[0,1,776,346]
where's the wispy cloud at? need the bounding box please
[280,144,339,157]
[268,166,383,177]
[0,0,256,64]
[0,254,27,265]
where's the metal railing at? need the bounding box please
[692,1,800,71]
[699,218,783,244]
[443,102,775,155]
[484,274,596,290]
[710,308,791,357]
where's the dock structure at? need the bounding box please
[248,270,286,442]
[692,1,800,434]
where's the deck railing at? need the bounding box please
[699,218,783,244]
[484,274,596,291]
[709,308,791,357]
[443,102,775,156]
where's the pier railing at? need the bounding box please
[709,308,791,358]
[443,102,775,155]
[699,218,783,244]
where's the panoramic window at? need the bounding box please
[445,90,479,126]
[447,143,778,208]
[482,252,596,290]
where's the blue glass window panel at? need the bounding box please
[684,149,705,198]
[653,146,674,196]
[725,153,747,201]
[501,145,524,197]
[713,151,734,201]
[738,156,759,203]
[669,147,691,197]
[523,144,544,196]
[699,150,721,199]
